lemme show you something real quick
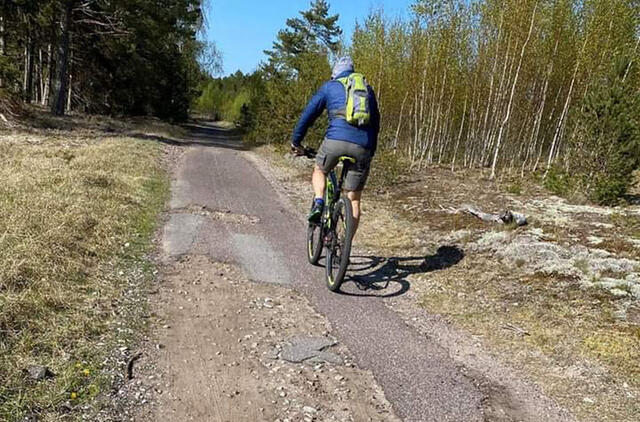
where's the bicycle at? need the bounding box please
[295,146,355,292]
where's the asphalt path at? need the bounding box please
[162,121,485,421]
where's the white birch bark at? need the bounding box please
[490,3,537,179]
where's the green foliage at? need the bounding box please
[75,0,206,120]
[506,180,522,195]
[264,0,341,74]
[2,0,209,121]
[245,0,341,144]
[194,71,263,131]
[344,0,640,203]
[0,55,18,88]
[568,62,640,204]
[254,52,331,144]
[543,165,572,196]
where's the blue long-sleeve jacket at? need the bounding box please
[292,71,380,156]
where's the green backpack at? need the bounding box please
[336,73,371,127]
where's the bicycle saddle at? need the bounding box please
[338,156,356,163]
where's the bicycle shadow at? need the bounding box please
[337,245,465,298]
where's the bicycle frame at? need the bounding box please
[304,149,356,291]
[323,161,351,229]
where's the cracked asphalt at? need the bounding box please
[161,121,485,421]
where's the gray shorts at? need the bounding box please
[316,139,372,191]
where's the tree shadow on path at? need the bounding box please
[129,120,246,151]
[338,245,465,298]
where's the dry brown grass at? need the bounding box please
[419,264,640,421]
[0,113,171,420]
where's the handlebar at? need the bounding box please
[291,145,316,159]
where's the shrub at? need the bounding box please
[369,148,408,188]
[506,180,522,195]
[544,165,572,196]
[567,61,640,205]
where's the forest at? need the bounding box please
[0,0,216,120]
[1,0,638,202]
[198,0,640,204]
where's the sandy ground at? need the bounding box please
[136,255,398,422]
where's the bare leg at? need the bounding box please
[312,165,326,199]
[346,190,362,235]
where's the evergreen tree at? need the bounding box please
[1,0,210,120]
[569,60,640,203]
[251,0,341,144]
[264,0,341,74]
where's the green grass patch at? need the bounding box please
[582,329,640,383]
[505,180,522,195]
[0,134,169,421]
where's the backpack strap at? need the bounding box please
[328,77,349,120]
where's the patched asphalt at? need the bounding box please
[162,121,485,421]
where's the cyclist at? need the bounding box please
[291,56,380,236]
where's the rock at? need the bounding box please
[24,365,55,381]
[471,229,640,299]
[265,348,280,360]
[303,406,318,414]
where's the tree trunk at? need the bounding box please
[43,43,52,105]
[23,23,34,102]
[51,0,74,116]
[479,14,504,167]
[37,48,43,103]
[0,0,5,88]
[66,38,73,112]
[523,37,557,176]
[394,92,409,153]
[490,3,537,179]
[451,93,468,171]
[545,38,586,175]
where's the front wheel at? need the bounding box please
[325,198,354,292]
[307,222,324,265]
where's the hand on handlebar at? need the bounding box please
[290,144,316,158]
[291,144,305,156]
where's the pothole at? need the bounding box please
[172,204,260,225]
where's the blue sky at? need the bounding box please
[204,0,415,76]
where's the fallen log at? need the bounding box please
[459,204,527,226]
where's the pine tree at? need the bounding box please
[264,0,341,74]
[252,0,341,143]
[569,59,640,203]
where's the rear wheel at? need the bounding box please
[325,198,354,292]
[307,222,324,265]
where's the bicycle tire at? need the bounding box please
[307,222,324,265]
[325,198,354,292]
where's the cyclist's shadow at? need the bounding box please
[335,245,465,298]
